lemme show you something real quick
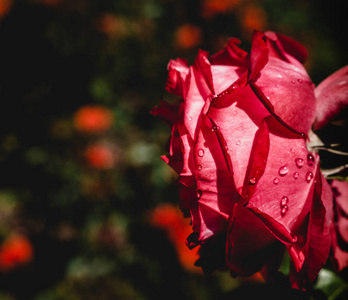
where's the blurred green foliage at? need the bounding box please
[0,0,347,299]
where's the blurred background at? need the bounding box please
[0,0,347,299]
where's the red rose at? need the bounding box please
[152,30,348,289]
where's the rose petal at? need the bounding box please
[314,65,348,130]
[210,37,249,67]
[195,49,215,95]
[246,135,317,236]
[331,180,348,214]
[165,58,189,96]
[265,31,308,67]
[330,179,348,270]
[208,85,270,189]
[249,30,269,82]
[249,82,308,137]
[226,203,280,276]
[193,113,241,242]
[183,68,208,141]
[210,65,243,94]
[290,171,332,289]
[252,57,316,135]
[242,117,270,202]
[150,99,180,127]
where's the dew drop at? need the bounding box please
[197,165,202,171]
[275,84,280,88]
[281,205,288,216]
[291,80,296,84]
[280,196,289,207]
[236,140,241,146]
[188,116,192,121]
[273,177,279,184]
[234,110,238,115]
[249,177,256,185]
[198,149,204,157]
[278,165,289,176]
[290,148,295,153]
[293,172,299,179]
[209,94,216,100]
[239,122,244,128]
[295,158,304,168]
[307,153,315,166]
[297,79,303,83]
[196,189,202,199]
[306,171,313,183]
[292,236,298,243]
[212,124,220,131]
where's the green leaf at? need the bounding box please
[314,269,348,299]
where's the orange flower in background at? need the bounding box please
[0,234,34,272]
[73,105,113,134]
[174,24,202,50]
[95,13,126,38]
[84,143,116,170]
[241,5,267,37]
[201,0,239,18]
[0,0,12,19]
[149,204,200,272]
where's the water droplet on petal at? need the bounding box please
[239,122,244,128]
[307,154,315,166]
[297,79,303,83]
[293,172,299,179]
[197,165,202,171]
[279,165,289,176]
[234,110,238,115]
[196,189,202,199]
[236,140,241,146]
[273,177,279,184]
[290,148,295,153]
[306,171,313,183]
[291,80,296,84]
[210,94,218,100]
[292,236,298,243]
[198,149,204,157]
[281,196,289,206]
[249,177,256,185]
[275,84,279,88]
[281,205,288,216]
[188,116,192,121]
[295,158,304,168]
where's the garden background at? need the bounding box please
[0,0,347,299]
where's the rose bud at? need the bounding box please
[152,30,348,290]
